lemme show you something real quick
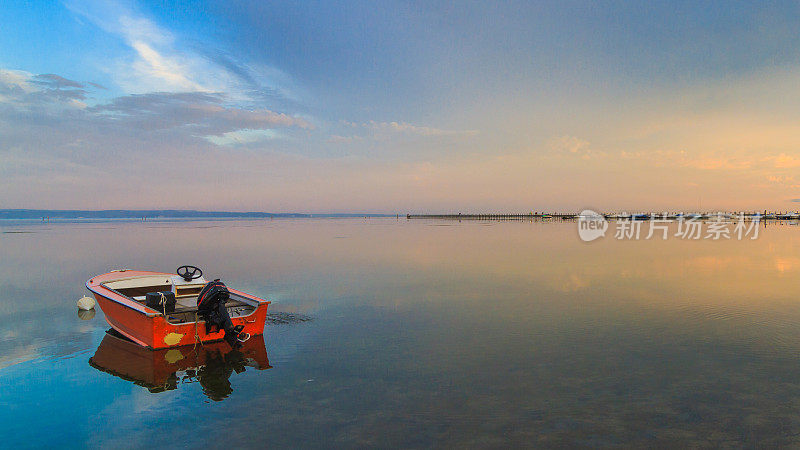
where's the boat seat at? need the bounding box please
[175,296,197,310]
[166,298,255,323]
[172,296,246,313]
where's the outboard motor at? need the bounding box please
[197,279,250,348]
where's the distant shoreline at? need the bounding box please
[0,209,396,220]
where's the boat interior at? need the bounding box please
[101,274,257,324]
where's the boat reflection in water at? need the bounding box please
[89,330,271,401]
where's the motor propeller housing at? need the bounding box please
[196,279,250,348]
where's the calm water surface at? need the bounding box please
[2,218,800,447]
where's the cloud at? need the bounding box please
[327,135,363,144]
[0,4,320,209]
[548,135,605,159]
[0,67,324,210]
[0,69,88,108]
[32,74,85,89]
[90,91,310,135]
[65,1,299,103]
[790,199,800,202]
[109,14,232,95]
[205,129,278,146]
[127,40,205,92]
[0,69,310,157]
[549,135,589,153]
[604,148,753,171]
[366,120,478,137]
[681,156,752,170]
[330,120,478,144]
[0,69,34,91]
[323,120,478,151]
[769,153,800,169]
[63,1,203,93]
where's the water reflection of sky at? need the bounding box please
[1,218,800,446]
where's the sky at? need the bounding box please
[1,0,800,213]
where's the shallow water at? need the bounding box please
[1,218,800,447]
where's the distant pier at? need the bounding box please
[407,213,575,220]
[407,211,800,221]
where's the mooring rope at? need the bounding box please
[192,312,205,352]
[158,292,167,318]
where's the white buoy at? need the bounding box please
[77,295,96,311]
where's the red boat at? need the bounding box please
[86,266,270,349]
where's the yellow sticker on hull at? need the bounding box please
[164,332,184,346]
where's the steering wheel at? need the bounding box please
[177,265,203,282]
